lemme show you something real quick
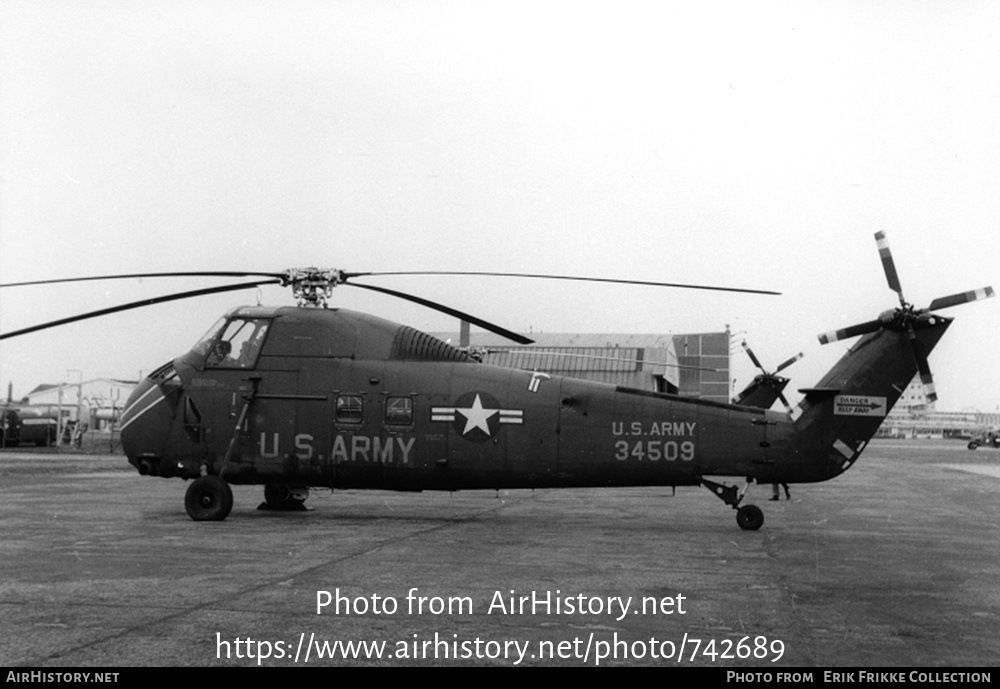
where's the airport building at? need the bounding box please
[877,378,998,438]
[21,378,137,431]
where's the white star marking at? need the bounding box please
[455,394,499,436]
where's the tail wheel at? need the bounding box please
[185,475,234,521]
[264,483,291,508]
[263,484,309,511]
[736,504,764,531]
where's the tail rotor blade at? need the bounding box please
[818,319,882,345]
[774,352,804,374]
[910,336,938,403]
[875,231,905,304]
[927,287,995,311]
[918,371,938,403]
[777,390,794,415]
[742,341,764,371]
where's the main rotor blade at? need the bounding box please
[343,271,781,296]
[344,281,534,345]
[0,271,286,289]
[874,231,905,304]
[818,319,883,345]
[0,279,281,341]
[927,286,995,311]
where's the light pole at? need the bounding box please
[66,370,82,447]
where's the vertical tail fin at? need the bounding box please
[784,232,992,483]
[791,317,951,481]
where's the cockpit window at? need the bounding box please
[205,318,271,369]
[191,318,227,357]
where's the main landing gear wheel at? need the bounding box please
[736,504,764,531]
[185,475,234,521]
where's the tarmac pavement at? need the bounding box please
[0,439,997,667]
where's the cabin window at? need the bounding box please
[206,318,270,369]
[336,395,364,424]
[385,397,413,425]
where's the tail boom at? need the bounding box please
[780,315,952,483]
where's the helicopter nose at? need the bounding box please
[120,368,178,476]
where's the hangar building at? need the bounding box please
[436,328,732,404]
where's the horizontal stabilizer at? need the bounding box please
[798,387,840,397]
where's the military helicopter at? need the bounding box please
[0,233,993,529]
[731,341,803,414]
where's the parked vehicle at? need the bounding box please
[0,406,59,447]
[967,430,1000,450]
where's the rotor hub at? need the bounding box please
[881,306,946,332]
[281,268,345,307]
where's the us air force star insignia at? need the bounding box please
[431,391,523,442]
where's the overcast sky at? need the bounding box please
[1,1,997,412]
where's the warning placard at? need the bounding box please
[834,395,887,417]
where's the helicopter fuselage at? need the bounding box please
[120,304,951,500]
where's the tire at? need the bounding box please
[968,441,979,450]
[185,476,234,521]
[263,483,308,511]
[736,504,764,531]
[264,483,292,508]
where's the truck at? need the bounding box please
[0,406,59,447]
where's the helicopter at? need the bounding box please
[0,233,992,529]
[731,340,803,414]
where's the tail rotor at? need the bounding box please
[818,231,994,403]
[734,341,803,414]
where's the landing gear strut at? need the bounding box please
[701,477,764,531]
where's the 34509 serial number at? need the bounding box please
[614,440,695,461]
